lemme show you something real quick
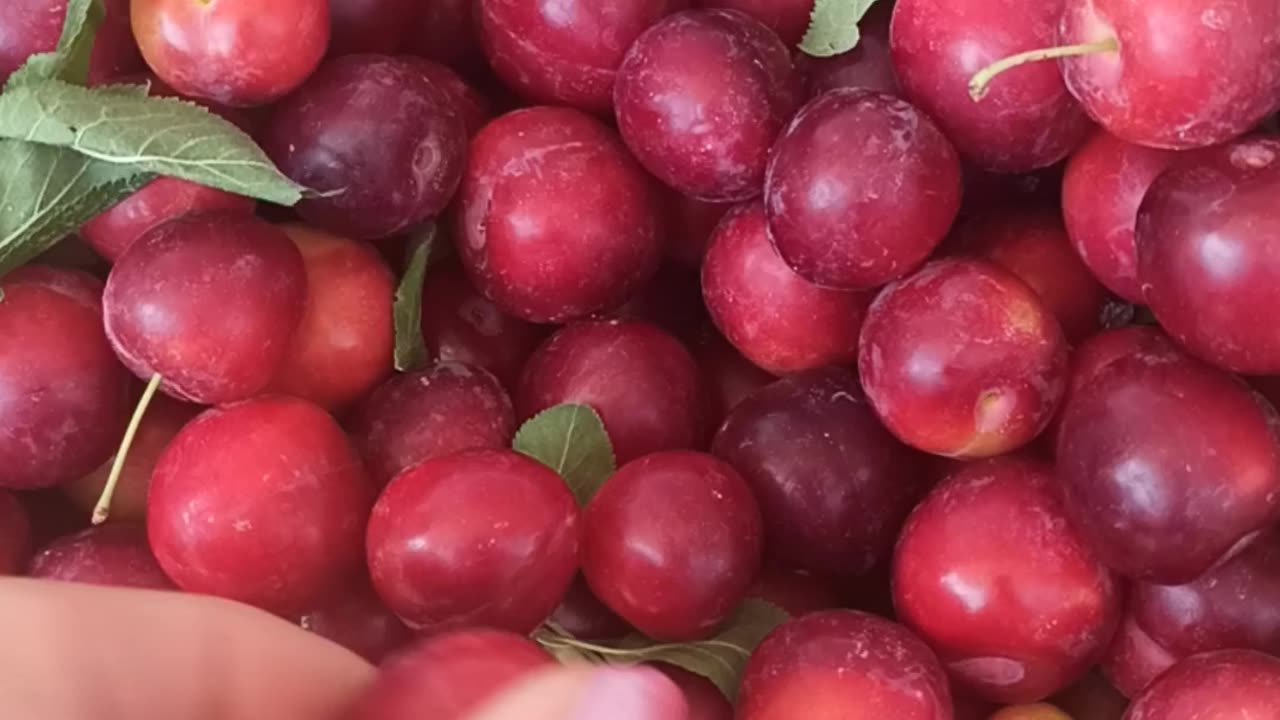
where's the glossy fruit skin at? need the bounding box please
[699,0,811,46]
[583,451,763,641]
[659,664,733,720]
[131,0,329,106]
[1057,350,1280,584]
[104,212,308,405]
[1060,0,1280,149]
[547,574,633,641]
[1101,613,1178,699]
[81,177,256,263]
[27,524,175,590]
[264,55,468,241]
[0,491,32,575]
[327,0,416,55]
[267,225,394,411]
[298,578,410,664]
[149,397,374,616]
[859,258,1069,459]
[345,629,554,720]
[702,202,873,374]
[0,0,143,85]
[64,395,200,523]
[518,321,706,465]
[350,362,516,486]
[1138,137,1280,374]
[614,9,799,202]
[690,328,775,425]
[1061,129,1179,303]
[459,106,664,323]
[1132,527,1280,660]
[367,449,579,634]
[479,0,687,111]
[0,267,131,490]
[889,0,1092,172]
[893,458,1121,704]
[953,209,1109,343]
[403,0,487,76]
[400,57,494,136]
[738,610,952,720]
[1125,650,1280,720]
[419,263,548,391]
[713,367,928,578]
[793,2,898,98]
[765,89,962,290]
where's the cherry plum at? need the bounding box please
[349,362,516,486]
[264,55,467,240]
[547,574,633,641]
[702,202,873,374]
[0,491,32,575]
[327,0,416,55]
[367,449,579,634]
[1124,650,1280,720]
[267,225,394,411]
[793,2,898,98]
[893,458,1121,703]
[458,106,663,323]
[660,665,732,720]
[713,367,928,577]
[747,567,843,616]
[403,0,487,76]
[0,266,131,490]
[583,451,762,641]
[103,212,308,405]
[765,89,963,290]
[689,328,775,426]
[298,577,411,664]
[345,629,554,720]
[1057,350,1280,583]
[27,524,175,590]
[738,610,951,720]
[1101,613,1178,699]
[81,177,256,262]
[1061,129,1179,303]
[890,0,1092,172]
[419,263,548,391]
[149,396,374,615]
[1138,137,1280,374]
[614,9,799,202]
[400,57,494,136]
[858,258,1068,458]
[479,0,687,111]
[698,0,811,46]
[131,0,329,106]
[1059,0,1280,149]
[518,320,706,464]
[0,0,143,85]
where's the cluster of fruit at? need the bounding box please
[3,0,1280,718]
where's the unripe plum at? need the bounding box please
[27,524,175,590]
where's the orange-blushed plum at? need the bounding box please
[27,524,175,590]
[1125,650,1280,720]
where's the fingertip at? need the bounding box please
[467,665,689,720]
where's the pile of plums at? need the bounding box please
[4,0,1280,718]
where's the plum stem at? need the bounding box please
[92,374,162,525]
[968,37,1120,101]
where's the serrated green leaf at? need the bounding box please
[533,600,789,700]
[514,404,616,506]
[7,0,105,88]
[799,0,882,57]
[0,79,305,205]
[0,140,152,277]
[393,223,435,372]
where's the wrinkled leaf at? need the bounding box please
[514,404,616,506]
[0,79,305,205]
[393,223,435,372]
[799,0,881,57]
[8,0,105,88]
[533,600,789,700]
[0,140,151,277]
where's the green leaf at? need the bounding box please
[799,0,882,57]
[0,140,152,277]
[513,404,616,506]
[0,79,305,205]
[7,0,105,88]
[533,600,789,700]
[393,223,435,372]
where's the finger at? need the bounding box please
[466,665,689,720]
[0,578,375,720]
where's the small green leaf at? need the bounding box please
[0,79,305,205]
[7,0,105,88]
[799,0,882,57]
[393,223,435,372]
[534,600,789,700]
[514,404,616,506]
[0,140,152,277]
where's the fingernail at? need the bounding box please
[570,666,689,720]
